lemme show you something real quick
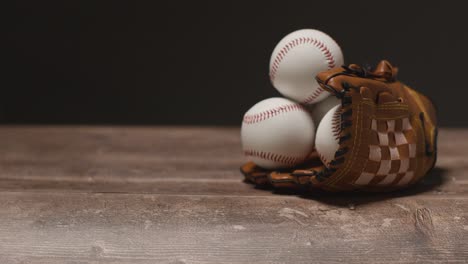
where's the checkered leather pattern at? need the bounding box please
[354,117,417,186]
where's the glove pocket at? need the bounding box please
[320,99,425,192]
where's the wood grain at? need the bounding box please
[0,126,467,263]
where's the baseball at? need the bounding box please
[269,29,344,105]
[308,95,341,126]
[241,97,315,169]
[315,104,342,167]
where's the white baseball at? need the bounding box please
[315,104,342,167]
[241,97,315,169]
[309,95,341,126]
[269,29,344,105]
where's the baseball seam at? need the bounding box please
[270,37,336,104]
[321,107,341,166]
[270,37,336,81]
[301,86,326,104]
[244,149,304,165]
[331,107,342,141]
[243,103,306,124]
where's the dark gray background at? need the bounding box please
[6,1,467,126]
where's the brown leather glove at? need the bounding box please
[241,60,438,192]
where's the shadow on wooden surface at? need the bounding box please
[252,167,449,207]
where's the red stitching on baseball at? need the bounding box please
[301,86,325,104]
[270,37,336,82]
[331,107,341,141]
[244,149,304,165]
[243,104,306,124]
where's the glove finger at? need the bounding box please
[359,86,375,101]
[269,172,301,188]
[373,60,395,80]
[240,161,270,185]
[377,91,399,104]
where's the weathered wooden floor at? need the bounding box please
[0,126,467,263]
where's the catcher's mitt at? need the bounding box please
[241,60,438,192]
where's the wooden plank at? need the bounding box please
[0,192,467,264]
[0,126,466,195]
[0,126,467,263]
